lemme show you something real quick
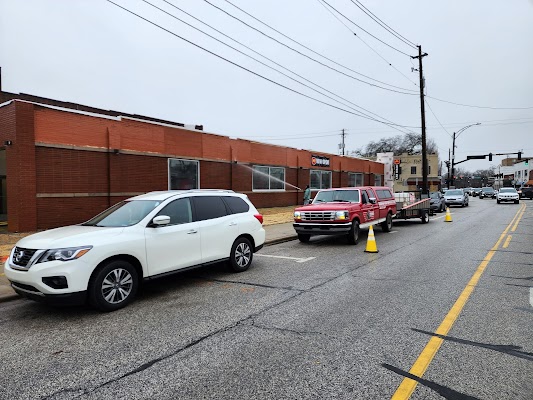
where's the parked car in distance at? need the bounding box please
[5,190,266,311]
[441,187,449,194]
[429,191,446,212]
[463,187,474,196]
[479,187,496,199]
[471,188,482,197]
[444,189,469,207]
[497,187,519,204]
[518,186,533,199]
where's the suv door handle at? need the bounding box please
[187,229,198,234]
[229,222,237,226]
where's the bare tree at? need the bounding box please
[352,133,438,157]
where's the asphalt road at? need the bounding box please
[0,198,531,400]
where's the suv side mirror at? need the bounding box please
[151,215,171,226]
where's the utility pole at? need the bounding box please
[447,148,451,186]
[411,46,428,194]
[340,129,346,156]
[451,131,456,187]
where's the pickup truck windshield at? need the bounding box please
[313,190,360,203]
[82,200,161,227]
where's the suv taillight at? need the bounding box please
[254,214,264,225]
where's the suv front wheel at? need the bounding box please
[89,260,139,312]
[229,237,253,272]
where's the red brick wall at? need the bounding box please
[1,102,38,232]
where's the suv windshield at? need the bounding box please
[482,188,494,192]
[499,188,516,193]
[313,190,360,203]
[429,192,441,199]
[83,200,162,227]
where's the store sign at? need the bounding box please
[393,164,401,180]
[311,155,330,167]
[393,159,401,165]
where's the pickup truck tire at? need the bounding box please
[347,220,360,244]
[420,210,429,224]
[298,233,311,243]
[381,213,393,232]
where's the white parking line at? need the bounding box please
[432,214,446,220]
[255,254,316,263]
[530,288,533,308]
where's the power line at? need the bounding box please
[425,95,533,110]
[220,0,417,92]
[144,0,416,130]
[316,0,419,88]
[350,0,417,48]
[202,0,418,95]
[105,0,416,135]
[152,0,415,128]
[319,0,413,57]
[425,99,453,138]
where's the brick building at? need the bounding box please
[0,93,384,232]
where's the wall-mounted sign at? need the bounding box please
[393,159,401,165]
[311,155,330,167]
[393,164,401,180]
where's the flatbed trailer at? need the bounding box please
[394,191,432,223]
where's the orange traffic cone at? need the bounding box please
[365,225,379,253]
[444,207,453,222]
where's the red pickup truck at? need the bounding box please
[293,186,397,244]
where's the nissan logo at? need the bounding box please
[15,250,24,263]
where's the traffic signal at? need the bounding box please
[518,151,522,160]
[488,153,492,161]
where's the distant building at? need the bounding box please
[377,152,440,192]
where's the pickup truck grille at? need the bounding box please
[300,211,336,221]
[12,247,38,268]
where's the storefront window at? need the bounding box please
[168,158,199,190]
[252,166,285,191]
[310,170,331,190]
[374,174,382,186]
[348,173,363,187]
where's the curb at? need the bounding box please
[264,236,298,246]
[0,293,19,304]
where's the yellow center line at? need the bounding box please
[511,205,526,232]
[391,202,526,399]
[503,235,512,249]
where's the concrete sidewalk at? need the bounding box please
[0,212,297,303]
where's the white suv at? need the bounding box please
[5,190,265,311]
[496,187,519,204]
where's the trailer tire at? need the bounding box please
[381,213,393,232]
[347,220,360,245]
[420,210,429,224]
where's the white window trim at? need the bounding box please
[252,165,286,192]
[167,158,200,190]
[310,169,332,190]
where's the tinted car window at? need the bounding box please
[223,196,250,214]
[193,196,229,221]
[157,198,192,225]
[377,189,392,199]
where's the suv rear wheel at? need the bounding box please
[89,260,138,312]
[229,237,253,272]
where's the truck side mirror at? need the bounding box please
[369,197,377,204]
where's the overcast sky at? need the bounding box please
[1,0,532,174]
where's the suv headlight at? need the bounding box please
[335,211,349,220]
[37,246,93,263]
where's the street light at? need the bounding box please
[450,123,481,187]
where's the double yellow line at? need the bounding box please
[391,202,527,399]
